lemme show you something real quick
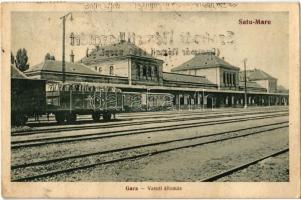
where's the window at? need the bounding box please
[153,66,158,77]
[98,67,102,74]
[95,66,97,71]
[136,65,140,79]
[228,73,231,85]
[148,66,152,79]
[223,72,226,84]
[143,66,147,77]
[226,73,229,85]
[109,66,114,75]
[233,74,236,85]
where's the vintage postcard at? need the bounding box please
[1,2,300,198]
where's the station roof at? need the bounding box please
[238,81,265,89]
[26,60,100,76]
[79,41,161,65]
[277,85,288,93]
[163,72,215,85]
[171,52,240,72]
[11,65,28,79]
[240,69,277,81]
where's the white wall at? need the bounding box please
[90,59,129,77]
[175,68,219,85]
[255,80,269,91]
[196,68,219,85]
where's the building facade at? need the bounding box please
[171,52,240,90]
[79,41,163,86]
[24,41,289,109]
[239,69,278,93]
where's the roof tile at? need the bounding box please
[163,72,215,85]
[11,65,28,79]
[80,42,160,65]
[240,69,276,80]
[26,60,100,76]
[171,52,239,71]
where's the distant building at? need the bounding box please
[171,51,240,90]
[239,69,277,93]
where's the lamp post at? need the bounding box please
[243,58,247,109]
[60,12,73,83]
[146,88,150,111]
[202,89,205,110]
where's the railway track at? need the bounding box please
[11,111,288,149]
[12,109,288,136]
[13,109,244,135]
[200,148,289,182]
[11,121,288,182]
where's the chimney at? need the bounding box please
[70,32,75,46]
[70,50,74,63]
[86,48,89,57]
[128,32,136,44]
[119,32,126,43]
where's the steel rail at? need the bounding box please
[12,110,288,140]
[200,148,289,182]
[11,121,288,170]
[11,112,288,149]
[12,124,288,182]
[12,108,288,136]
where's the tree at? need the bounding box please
[15,48,29,72]
[11,52,15,65]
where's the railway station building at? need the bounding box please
[24,39,289,109]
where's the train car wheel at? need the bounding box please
[66,113,77,124]
[92,112,100,122]
[103,112,112,121]
[55,113,65,124]
[11,116,16,126]
[14,115,28,126]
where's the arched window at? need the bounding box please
[98,67,102,74]
[95,66,97,71]
[153,66,158,78]
[227,73,230,85]
[136,64,140,79]
[223,72,226,84]
[143,66,147,77]
[148,66,152,80]
[109,66,114,75]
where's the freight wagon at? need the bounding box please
[11,79,175,125]
[46,82,175,124]
[11,78,46,125]
[122,92,174,112]
[46,82,123,123]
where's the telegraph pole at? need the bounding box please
[243,59,247,109]
[60,12,72,83]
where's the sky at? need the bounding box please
[12,11,289,88]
